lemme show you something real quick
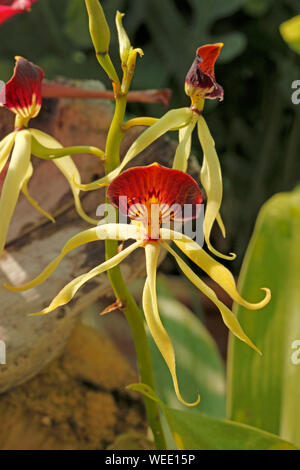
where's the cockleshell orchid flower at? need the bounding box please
[0,56,104,258]
[5,164,271,406]
[0,0,39,25]
[75,43,231,260]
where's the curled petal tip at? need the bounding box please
[260,287,272,306]
[238,287,271,311]
[177,392,200,408]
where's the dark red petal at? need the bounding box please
[185,43,224,102]
[107,163,203,223]
[196,44,223,78]
[0,0,39,25]
[0,56,44,119]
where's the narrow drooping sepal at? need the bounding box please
[143,243,200,406]
[185,43,224,103]
[0,130,31,258]
[107,163,203,231]
[5,224,143,292]
[0,0,39,25]
[28,242,141,316]
[197,116,235,260]
[164,242,262,355]
[164,229,271,311]
[0,56,44,120]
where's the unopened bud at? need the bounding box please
[85,0,110,55]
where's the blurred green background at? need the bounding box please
[0,0,299,267]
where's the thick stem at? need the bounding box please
[104,93,166,449]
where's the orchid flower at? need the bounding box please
[75,43,232,260]
[5,164,271,406]
[0,0,39,25]
[0,56,105,258]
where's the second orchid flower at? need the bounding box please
[0,56,105,258]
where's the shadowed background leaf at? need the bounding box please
[227,186,300,448]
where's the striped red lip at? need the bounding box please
[185,43,224,101]
[107,163,203,236]
[0,56,44,119]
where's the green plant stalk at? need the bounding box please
[104,94,167,450]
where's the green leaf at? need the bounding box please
[227,186,300,447]
[163,408,298,450]
[148,275,226,418]
[130,384,298,450]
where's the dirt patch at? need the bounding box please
[0,324,147,450]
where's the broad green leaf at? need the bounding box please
[129,384,298,450]
[148,275,226,417]
[164,408,298,450]
[227,186,300,447]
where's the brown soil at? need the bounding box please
[0,324,147,450]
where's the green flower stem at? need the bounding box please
[30,138,105,161]
[104,93,167,450]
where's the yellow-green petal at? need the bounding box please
[76,107,194,191]
[168,230,271,310]
[172,117,197,172]
[29,129,98,225]
[0,132,16,174]
[216,212,226,238]
[163,242,261,354]
[21,162,55,223]
[5,223,140,292]
[144,243,200,407]
[116,11,131,64]
[197,116,235,260]
[0,130,31,258]
[29,240,141,316]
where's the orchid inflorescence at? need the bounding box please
[0,0,271,408]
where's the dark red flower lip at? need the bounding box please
[185,43,224,101]
[0,0,39,25]
[107,163,203,231]
[0,56,44,120]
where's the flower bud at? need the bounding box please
[85,0,110,55]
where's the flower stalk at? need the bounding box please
[88,4,168,449]
[103,88,168,452]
